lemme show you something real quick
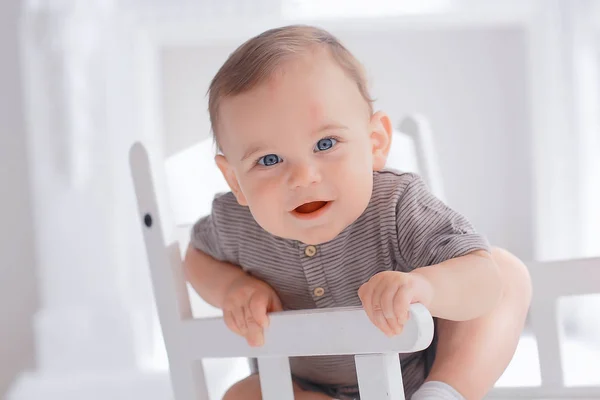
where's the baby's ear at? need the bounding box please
[215,155,248,206]
[369,111,393,171]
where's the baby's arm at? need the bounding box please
[410,249,502,321]
[359,251,501,337]
[184,245,283,347]
[187,196,284,346]
[360,173,504,336]
[183,244,246,309]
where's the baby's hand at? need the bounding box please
[222,274,283,347]
[358,271,433,337]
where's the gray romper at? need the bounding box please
[191,170,490,399]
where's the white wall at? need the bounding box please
[346,28,533,260]
[0,0,38,396]
[160,28,534,260]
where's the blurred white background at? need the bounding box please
[1,0,599,399]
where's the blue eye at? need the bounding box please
[315,138,337,152]
[258,154,282,166]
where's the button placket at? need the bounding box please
[299,244,334,307]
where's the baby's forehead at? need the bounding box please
[216,52,369,148]
[225,54,362,111]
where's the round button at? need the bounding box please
[304,245,317,257]
[313,287,325,297]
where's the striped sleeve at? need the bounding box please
[190,212,226,261]
[395,174,490,270]
[189,193,239,263]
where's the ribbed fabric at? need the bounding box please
[191,170,489,398]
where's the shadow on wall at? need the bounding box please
[0,0,39,396]
[0,265,38,397]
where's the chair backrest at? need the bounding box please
[135,113,600,399]
[389,115,444,200]
[130,140,435,400]
[129,115,439,400]
[488,257,600,399]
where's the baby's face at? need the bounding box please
[216,50,391,244]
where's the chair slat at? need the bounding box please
[131,141,436,400]
[179,304,434,359]
[356,353,405,399]
[489,257,600,398]
[529,300,563,388]
[258,357,294,400]
[169,360,210,400]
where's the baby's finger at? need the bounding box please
[372,280,395,319]
[372,298,395,337]
[362,282,394,336]
[248,292,270,329]
[224,311,243,336]
[393,288,412,326]
[229,307,248,335]
[358,283,381,332]
[245,310,265,347]
[370,282,395,337]
[381,285,403,335]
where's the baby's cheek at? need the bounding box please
[342,159,373,211]
[242,174,279,201]
[247,201,279,236]
[247,187,285,229]
[340,154,371,183]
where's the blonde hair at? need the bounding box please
[207,25,373,150]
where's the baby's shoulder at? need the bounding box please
[372,169,421,199]
[211,191,239,211]
[356,170,417,228]
[210,191,255,226]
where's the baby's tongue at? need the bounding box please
[295,201,327,214]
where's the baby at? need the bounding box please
[184,25,503,400]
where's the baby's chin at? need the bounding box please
[252,207,367,245]
[278,225,347,245]
[296,230,341,245]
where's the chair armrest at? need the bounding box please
[179,303,434,359]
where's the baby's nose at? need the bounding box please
[288,163,322,189]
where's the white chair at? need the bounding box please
[398,118,600,399]
[130,116,438,400]
[394,118,600,399]
[130,114,600,399]
[488,257,600,399]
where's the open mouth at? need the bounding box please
[294,201,329,214]
[292,201,332,220]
